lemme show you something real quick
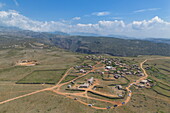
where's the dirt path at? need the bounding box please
[124,59,148,104]
[0,88,50,105]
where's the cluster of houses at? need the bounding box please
[103,58,145,79]
[136,79,152,88]
[67,77,95,89]
[74,64,93,70]
[79,77,94,88]
[74,64,93,73]
[85,55,105,61]
[84,55,145,81]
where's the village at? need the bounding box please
[12,55,153,109]
[56,55,153,108]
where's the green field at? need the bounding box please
[61,75,77,83]
[153,86,170,97]
[16,69,66,84]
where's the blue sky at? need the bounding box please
[0,0,170,38]
[1,0,170,22]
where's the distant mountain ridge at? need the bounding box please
[0,26,170,57]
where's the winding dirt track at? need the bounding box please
[1,57,170,110]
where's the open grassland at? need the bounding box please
[0,82,51,102]
[157,82,170,90]
[17,69,66,84]
[126,93,170,113]
[128,85,170,113]
[61,75,78,83]
[152,86,170,97]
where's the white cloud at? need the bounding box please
[134,8,160,13]
[0,10,69,32]
[0,3,5,8]
[0,10,170,38]
[72,17,81,20]
[92,11,111,16]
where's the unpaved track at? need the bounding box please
[1,57,170,110]
[0,88,50,104]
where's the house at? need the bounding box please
[88,65,93,68]
[138,73,144,76]
[105,66,113,70]
[138,84,145,88]
[67,85,72,88]
[88,104,93,107]
[79,69,86,73]
[114,74,121,79]
[126,72,132,75]
[140,80,148,84]
[145,67,150,70]
[88,77,94,84]
[117,71,121,74]
[101,72,104,75]
[108,61,112,64]
[116,85,122,90]
[147,79,152,82]
[71,81,75,84]
[118,94,123,97]
[79,83,90,88]
[112,67,116,71]
[122,69,127,72]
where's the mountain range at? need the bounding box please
[0,26,170,57]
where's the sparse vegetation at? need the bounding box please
[16,69,66,84]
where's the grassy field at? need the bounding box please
[127,93,170,113]
[16,69,66,84]
[152,86,170,97]
[61,75,78,83]
[157,82,170,90]
[0,83,51,102]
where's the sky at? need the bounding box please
[0,0,170,38]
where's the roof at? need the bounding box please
[141,80,148,83]
[106,66,112,69]
[80,83,89,87]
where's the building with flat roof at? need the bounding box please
[79,83,90,88]
[140,80,148,84]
